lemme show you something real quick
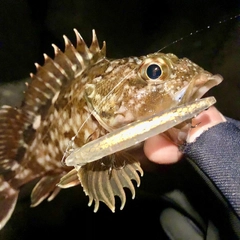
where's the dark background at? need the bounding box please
[0,1,239,239]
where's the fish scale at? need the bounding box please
[0,29,222,230]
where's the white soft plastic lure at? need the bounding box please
[65,96,216,167]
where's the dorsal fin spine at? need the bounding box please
[101,41,107,57]
[73,29,90,59]
[44,54,68,81]
[63,35,72,47]
[90,29,100,53]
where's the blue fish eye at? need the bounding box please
[146,64,162,79]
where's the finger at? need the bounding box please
[144,106,226,165]
[144,134,183,164]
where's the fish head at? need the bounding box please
[84,52,222,131]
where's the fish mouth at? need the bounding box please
[174,72,223,104]
[166,72,223,145]
[191,72,223,100]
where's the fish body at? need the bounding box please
[0,29,222,229]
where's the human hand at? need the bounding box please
[144,106,226,164]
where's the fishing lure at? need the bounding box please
[65,96,216,167]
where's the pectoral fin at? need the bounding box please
[77,152,143,212]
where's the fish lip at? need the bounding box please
[191,73,223,100]
[172,72,223,104]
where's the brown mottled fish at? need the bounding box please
[0,29,222,229]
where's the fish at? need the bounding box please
[0,29,223,230]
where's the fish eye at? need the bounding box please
[146,64,162,79]
[139,58,169,82]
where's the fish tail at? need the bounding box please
[0,176,19,230]
[0,105,30,229]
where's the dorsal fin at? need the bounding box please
[22,29,106,124]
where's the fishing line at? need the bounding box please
[157,13,240,52]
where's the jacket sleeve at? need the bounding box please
[183,118,240,218]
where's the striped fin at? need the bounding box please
[0,176,19,230]
[77,152,143,212]
[30,173,64,207]
[22,29,106,124]
[0,106,27,230]
[58,168,81,189]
